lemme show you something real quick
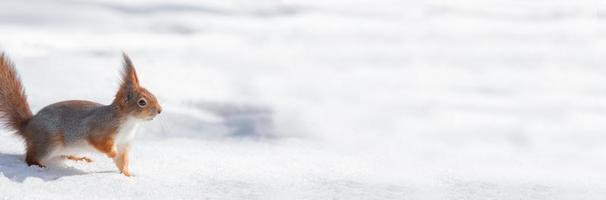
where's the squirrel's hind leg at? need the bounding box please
[24,137,48,168]
[25,148,46,168]
[25,156,45,168]
[24,131,65,168]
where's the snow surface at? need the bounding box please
[0,0,605,199]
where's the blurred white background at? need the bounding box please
[0,0,604,199]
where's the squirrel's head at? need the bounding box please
[114,53,162,121]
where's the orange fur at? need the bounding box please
[66,155,93,163]
[113,54,140,113]
[0,53,32,133]
[88,132,118,158]
[114,146,131,176]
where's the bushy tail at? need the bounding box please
[0,53,32,136]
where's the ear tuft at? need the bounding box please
[118,52,140,103]
[121,52,139,86]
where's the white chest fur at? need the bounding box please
[115,117,142,149]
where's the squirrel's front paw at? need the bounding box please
[121,170,133,177]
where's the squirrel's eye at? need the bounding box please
[137,98,148,108]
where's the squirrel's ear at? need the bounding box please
[122,53,139,87]
[121,52,140,86]
[119,53,140,102]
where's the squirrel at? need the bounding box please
[0,52,162,176]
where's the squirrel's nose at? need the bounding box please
[157,108,162,114]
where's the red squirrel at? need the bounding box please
[0,53,161,176]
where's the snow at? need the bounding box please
[0,0,604,199]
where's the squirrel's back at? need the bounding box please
[28,100,112,143]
